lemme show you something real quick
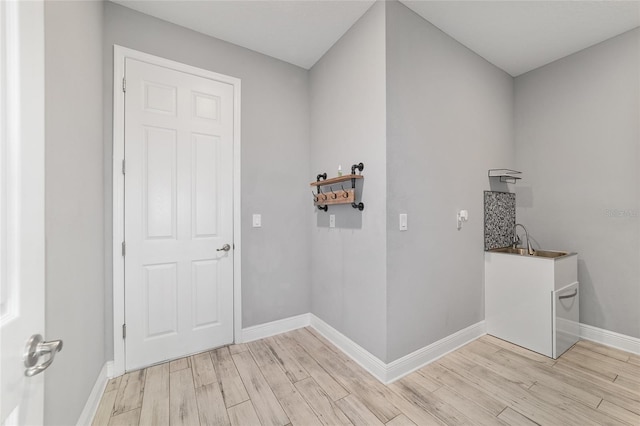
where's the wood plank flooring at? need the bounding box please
[93,329,640,426]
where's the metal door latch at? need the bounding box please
[24,334,63,377]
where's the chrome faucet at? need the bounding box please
[513,223,535,255]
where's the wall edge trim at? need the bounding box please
[76,361,113,426]
[240,313,311,343]
[309,314,486,383]
[385,321,487,383]
[579,323,640,355]
[309,314,388,381]
[241,313,487,383]
[215,316,640,385]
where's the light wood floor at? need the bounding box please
[92,328,640,426]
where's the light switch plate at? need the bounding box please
[399,213,408,231]
[252,214,261,227]
[329,214,336,228]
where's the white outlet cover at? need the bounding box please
[252,214,261,227]
[329,214,335,228]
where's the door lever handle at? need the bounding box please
[24,334,63,377]
[217,244,231,252]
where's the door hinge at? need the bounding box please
[121,241,126,256]
[122,77,126,92]
[122,159,126,175]
[122,324,126,339]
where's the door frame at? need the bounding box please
[111,46,241,376]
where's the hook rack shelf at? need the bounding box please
[310,163,364,211]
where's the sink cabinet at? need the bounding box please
[485,251,579,359]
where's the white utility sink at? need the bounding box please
[485,248,579,359]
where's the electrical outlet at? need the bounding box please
[329,214,336,228]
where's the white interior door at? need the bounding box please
[124,58,235,370]
[1,1,47,424]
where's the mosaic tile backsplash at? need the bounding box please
[484,191,516,250]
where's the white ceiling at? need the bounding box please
[111,0,376,70]
[402,1,640,76]
[112,0,640,76]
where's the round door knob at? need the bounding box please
[217,244,231,252]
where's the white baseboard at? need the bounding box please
[309,314,388,382]
[579,323,640,355]
[310,314,486,384]
[242,313,486,384]
[241,313,636,383]
[106,361,117,379]
[240,313,310,343]
[76,361,113,426]
[385,321,486,383]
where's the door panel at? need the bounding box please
[124,58,234,370]
[192,134,220,237]
[144,126,177,239]
[144,263,178,338]
[0,1,46,424]
[192,260,220,328]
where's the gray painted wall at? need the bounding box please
[309,1,388,361]
[44,1,106,424]
[385,1,515,362]
[42,8,640,424]
[103,2,311,359]
[514,28,640,339]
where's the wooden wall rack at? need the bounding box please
[310,163,364,211]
